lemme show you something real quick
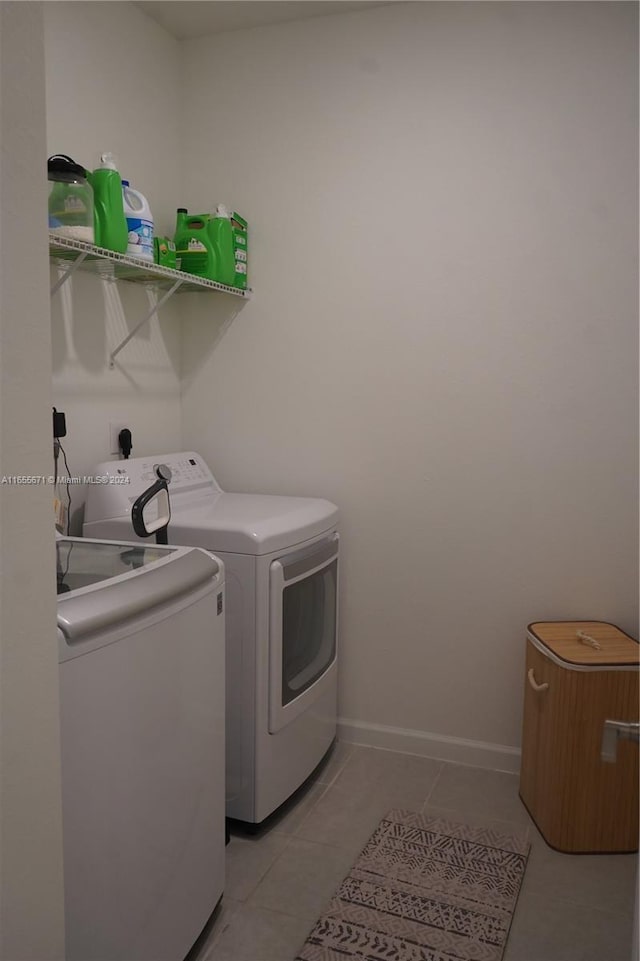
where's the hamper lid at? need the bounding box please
[527,621,639,667]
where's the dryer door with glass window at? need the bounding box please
[268,533,339,734]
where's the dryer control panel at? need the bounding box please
[85,452,221,522]
[125,454,214,491]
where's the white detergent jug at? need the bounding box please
[122,180,154,261]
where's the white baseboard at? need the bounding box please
[337,717,521,774]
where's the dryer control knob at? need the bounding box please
[155,463,173,483]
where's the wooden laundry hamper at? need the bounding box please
[519,621,639,854]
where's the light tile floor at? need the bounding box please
[187,742,638,961]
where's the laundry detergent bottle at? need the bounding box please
[122,180,154,262]
[174,208,215,278]
[209,204,236,286]
[89,152,128,253]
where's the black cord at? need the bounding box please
[57,439,72,535]
[56,540,74,594]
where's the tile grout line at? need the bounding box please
[285,744,357,838]
[228,833,297,905]
[200,899,241,961]
[203,901,314,961]
[316,742,356,789]
[421,760,446,811]
[241,830,355,911]
[270,781,333,841]
[515,887,639,920]
[419,800,533,839]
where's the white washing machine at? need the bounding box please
[57,535,225,961]
[84,452,339,825]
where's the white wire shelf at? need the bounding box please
[49,231,251,366]
[48,232,252,298]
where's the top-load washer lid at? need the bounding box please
[56,538,172,594]
[56,536,221,648]
[83,452,339,555]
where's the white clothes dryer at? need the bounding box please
[84,452,339,825]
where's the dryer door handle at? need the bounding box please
[279,533,339,583]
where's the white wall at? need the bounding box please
[180,2,638,764]
[44,2,184,532]
[0,4,66,958]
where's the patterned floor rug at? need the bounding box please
[295,809,530,961]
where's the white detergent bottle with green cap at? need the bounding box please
[209,204,235,285]
[122,180,154,262]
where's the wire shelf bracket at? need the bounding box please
[108,278,184,368]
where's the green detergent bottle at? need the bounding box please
[209,204,236,286]
[174,208,216,279]
[89,153,127,253]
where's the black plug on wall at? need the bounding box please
[119,428,133,459]
[53,407,66,439]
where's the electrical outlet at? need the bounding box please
[109,422,129,456]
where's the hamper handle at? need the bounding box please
[577,630,602,651]
[528,668,549,693]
